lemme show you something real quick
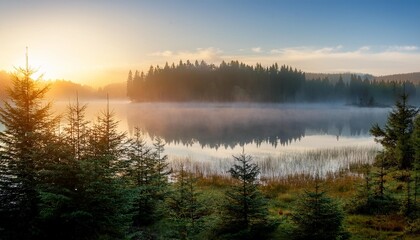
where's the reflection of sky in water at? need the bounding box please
[48,101,387,162]
[0,101,385,177]
[164,135,378,160]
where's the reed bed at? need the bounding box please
[168,146,380,181]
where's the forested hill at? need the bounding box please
[375,72,420,84]
[127,60,420,105]
[0,71,126,100]
[307,72,420,84]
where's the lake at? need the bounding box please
[52,101,388,178]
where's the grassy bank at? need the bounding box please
[166,147,420,239]
[191,172,419,239]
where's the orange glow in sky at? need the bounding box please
[1,1,419,87]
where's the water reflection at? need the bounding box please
[126,103,389,149]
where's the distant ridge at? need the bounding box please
[375,72,420,83]
[0,70,126,100]
[306,72,420,83]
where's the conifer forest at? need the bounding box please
[1,1,420,239]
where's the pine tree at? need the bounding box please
[126,130,169,230]
[64,94,90,160]
[76,100,132,239]
[219,153,274,239]
[36,96,91,239]
[0,56,58,239]
[36,132,78,240]
[411,115,420,213]
[291,178,349,240]
[152,136,170,196]
[166,164,206,239]
[350,163,373,213]
[125,127,155,227]
[370,93,418,215]
[370,93,418,169]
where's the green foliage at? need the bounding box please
[164,165,208,239]
[128,61,305,102]
[125,129,170,229]
[291,180,349,240]
[2,57,420,239]
[412,115,420,213]
[0,65,58,239]
[370,93,419,216]
[370,93,418,170]
[35,99,132,240]
[350,156,399,215]
[218,153,277,240]
[127,62,418,104]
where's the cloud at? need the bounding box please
[151,50,173,57]
[148,45,420,75]
[357,46,370,52]
[149,47,223,62]
[270,45,343,56]
[251,47,262,53]
[314,45,343,54]
[244,45,420,75]
[387,45,418,52]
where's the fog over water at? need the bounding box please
[50,101,387,152]
[47,101,389,177]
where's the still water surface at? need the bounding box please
[48,101,389,177]
[51,102,386,154]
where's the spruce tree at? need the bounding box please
[219,153,274,240]
[370,93,418,215]
[36,132,78,240]
[76,101,131,239]
[64,95,90,160]
[126,130,169,230]
[165,164,205,239]
[291,179,349,240]
[36,97,91,239]
[0,58,58,239]
[411,115,420,213]
[370,93,418,169]
[125,127,155,227]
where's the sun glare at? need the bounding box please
[9,53,60,80]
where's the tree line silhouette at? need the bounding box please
[127,60,419,105]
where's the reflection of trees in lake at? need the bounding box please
[126,104,389,149]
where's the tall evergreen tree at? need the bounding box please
[219,153,275,239]
[370,93,418,169]
[411,115,420,213]
[126,130,169,230]
[64,95,90,160]
[75,100,132,239]
[165,164,206,239]
[36,96,91,239]
[125,127,155,227]
[370,93,419,215]
[0,56,58,239]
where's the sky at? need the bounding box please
[1,0,420,86]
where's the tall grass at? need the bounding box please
[168,146,380,181]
